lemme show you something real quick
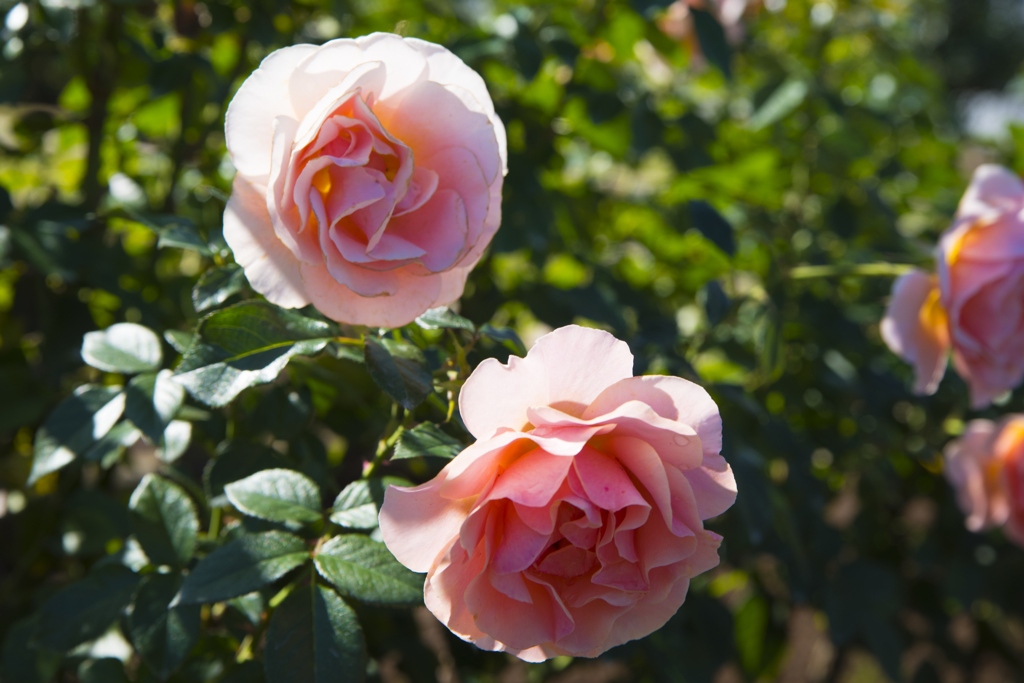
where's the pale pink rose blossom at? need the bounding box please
[882,164,1024,408]
[378,325,737,661]
[222,33,507,327]
[944,417,1024,546]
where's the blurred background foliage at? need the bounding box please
[4,0,1024,681]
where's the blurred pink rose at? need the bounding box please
[658,0,759,56]
[944,417,1024,545]
[222,33,507,327]
[379,325,737,661]
[882,164,1024,408]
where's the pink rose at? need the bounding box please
[378,325,737,661]
[222,33,507,327]
[882,165,1024,408]
[944,417,1024,546]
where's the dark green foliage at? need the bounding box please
[127,574,201,678]
[314,535,425,606]
[175,531,309,605]
[393,422,464,461]
[35,567,141,651]
[264,584,366,683]
[4,0,1024,681]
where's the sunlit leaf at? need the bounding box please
[314,535,424,606]
[225,469,322,524]
[30,385,125,485]
[129,474,200,566]
[81,323,162,374]
[393,423,463,461]
[174,301,337,407]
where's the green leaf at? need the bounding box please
[227,592,265,626]
[83,420,141,469]
[174,301,337,407]
[691,8,732,79]
[747,79,809,131]
[192,263,247,313]
[415,307,475,332]
[479,324,527,355]
[205,442,288,506]
[164,329,194,355]
[688,201,735,257]
[329,477,412,530]
[734,595,768,674]
[1,618,61,683]
[81,323,163,374]
[174,531,309,605]
[264,584,366,683]
[364,338,432,410]
[225,469,322,524]
[124,370,185,445]
[157,420,192,463]
[36,567,141,651]
[314,536,424,606]
[77,659,130,683]
[221,662,266,683]
[393,423,463,461]
[127,574,200,679]
[29,385,126,485]
[157,222,213,255]
[129,474,200,566]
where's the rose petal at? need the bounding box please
[464,565,569,651]
[298,261,443,327]
[459,325,635,440]
[572,446,649,513]
[944,419,1002,532]
[379,471,474,573]
[225,44,317,181]
[881,269,951,395]
[386,188,469,272]
[404,36,508,176]
[954,164,1024,227]
[393,166,439,216]
[586,375,723,460]
[529,402,703,472]
[376,79,502,185]
[223,176,310,309]
[492,504,552,575]
[486,447,574,508]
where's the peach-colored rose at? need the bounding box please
[379,325,737,661]
[882,165,1024,408]
[222,33,507,327]
[944,417,1024,545]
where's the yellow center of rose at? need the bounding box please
[918,285,948,339]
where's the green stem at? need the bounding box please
[787,263,916,280]
[363,407,405,478]
[207,506,221,540]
